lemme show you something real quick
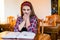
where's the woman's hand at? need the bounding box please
[23,14,27,21]
[26,18,30,28]
[23,13,30,21]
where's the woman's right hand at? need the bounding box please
[23,14,27,21]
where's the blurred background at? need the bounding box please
[0,0,51,24]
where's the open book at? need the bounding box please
[2,31,35,39]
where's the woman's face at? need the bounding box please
[22,6,31,16]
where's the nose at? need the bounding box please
[25,10,28,14]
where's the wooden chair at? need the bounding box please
[34,19,51,40]
[45,15,60,40]
[7,16,16,31]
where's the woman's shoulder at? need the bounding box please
[30,16,37,21]
[17,16,23,20]
[31,16,37,19]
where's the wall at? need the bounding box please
[4,0,19,23]
[4,0,51,22]
[0,0,5,23]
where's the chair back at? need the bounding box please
[7,16,16,27]
[46,15,56,26]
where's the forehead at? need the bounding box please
[22,6,30,9]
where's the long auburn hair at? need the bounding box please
[21,1,37,18]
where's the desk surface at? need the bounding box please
[40,22,60,28]
[40,22,55,27]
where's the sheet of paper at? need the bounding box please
[2,32,20,38]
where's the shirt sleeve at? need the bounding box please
[14,16,22,32]
[27,16,37,33]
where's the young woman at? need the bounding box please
[14,1,38,33]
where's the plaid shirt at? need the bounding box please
[14,16,37,33]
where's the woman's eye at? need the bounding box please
[23,9,26,11]
[27,9,30,11]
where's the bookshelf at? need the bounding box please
[51,0,58,15]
